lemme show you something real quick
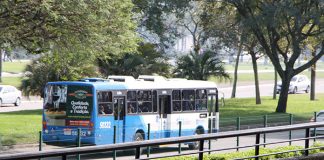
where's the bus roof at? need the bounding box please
[47,77,217,90]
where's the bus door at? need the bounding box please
[113,96,126,143]
[158,95,171,137]
[207,89,218,133]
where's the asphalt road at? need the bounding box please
[218,78,324,99]
[0,96,42,113]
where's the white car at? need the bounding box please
[276,75,310,94]
[0,85,22,106]
[310,110,324,136]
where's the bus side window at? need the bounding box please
[182,90,195,111]
[98,91,113,116]
[127,102,136,114]
[127,91,137,114]
[137,90,152,113]
[196,89,207,111]
[172,90,181,112]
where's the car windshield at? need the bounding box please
[291,77,297,82]
[0,87,2,92]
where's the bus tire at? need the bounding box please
[188,128,204,150]
[134,132,144,155]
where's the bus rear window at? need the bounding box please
[43,84,93,126]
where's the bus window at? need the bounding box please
[127,91,136,101]
[137,90,152,113]
[172,90,181,112]
[127,102,136,114]
[196,89,207,111]
[182,90,195,111]
[98,91,113,116]
[99,103,113,115]
[127,91,137,114]
[173,101,181,112]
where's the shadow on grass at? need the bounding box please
[0,109,42,116]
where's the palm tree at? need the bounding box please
[98,43,171,78]
[173,51,230,81]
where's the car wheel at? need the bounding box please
[14,97,21,106]
[0,99,2,107]
[305,86,310,93]
[292,87,297,94]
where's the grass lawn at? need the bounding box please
[210,70,324,84]
[224,61,324,71]
[0,110,42,146]
[2,61,29,73]
[0,77,22,88]
[220,93,324,128]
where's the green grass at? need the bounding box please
[0,77,22,88]
[210,70,324,84]
[220,93,324,128]
[224,63,274,71]
[2,61,29,73]
[224,61,324,71]
[160,143,324,160]
[0,110,42,146]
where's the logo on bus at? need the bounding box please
[74,90,88,99]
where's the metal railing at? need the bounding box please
[1,122,324,160]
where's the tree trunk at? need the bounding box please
[273,67,277,99]
[0,49,2,83]
[250,52,261,104]
[231,39,243,98]
[276,75,292,113]
[310,50,316,100]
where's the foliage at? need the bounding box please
[0,0,139,84]
[98,43,171,78]
[133,0,191,52]
[20,49,98,96]
[161,145,317,160]
[173,51,230,81]
[0,0,138,54]
[227,0,324,112]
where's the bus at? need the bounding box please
[42,75,219,149]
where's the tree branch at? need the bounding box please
[294,41,324,75]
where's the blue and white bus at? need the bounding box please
[42,76,219,149]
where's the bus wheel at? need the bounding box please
[188,128,204,150]
[134,132,144,155]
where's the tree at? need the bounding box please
[20,49,98,96]
[173,50,230,81]
[202,2,262,104]
[0,0,138,81]
[229,0,324,113]
[245,38,262,104]
[133,0,191,52]
[98,43,171,78]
